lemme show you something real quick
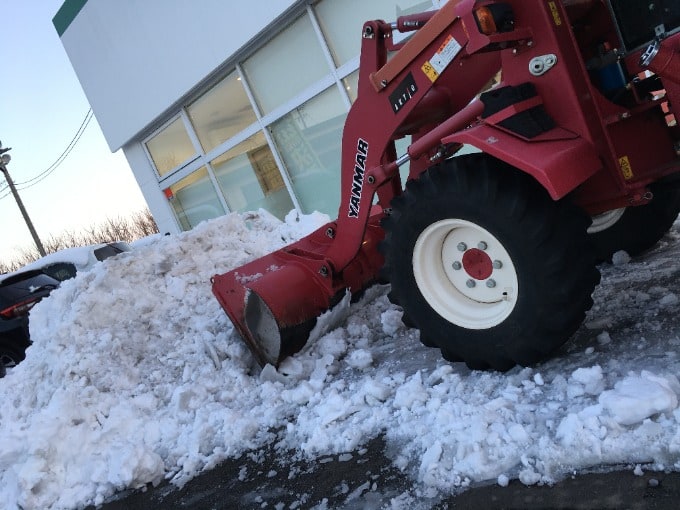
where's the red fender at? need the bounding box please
[442,125,602,200]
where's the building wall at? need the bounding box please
[58,0,442,237]
[59,0,301,152]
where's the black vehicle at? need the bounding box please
[25,241,131,282]
[0,270,59,376]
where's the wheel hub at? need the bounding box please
[461,248,493,280]
[588,208,625,234]
[413,219,519,329]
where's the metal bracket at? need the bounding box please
[528,54,557,76]
[640,38,661,67]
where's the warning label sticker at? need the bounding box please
[618,155,634,180]
[422,34,462,82]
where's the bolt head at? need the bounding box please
[492,260,503,269]
[477,241,488,250]
[486,279,496,288]
[452,261,462,270]
[457,242,467,252]
[466,279,476,288]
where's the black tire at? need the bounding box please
[380,154,600,371]
[589,186,680,262]
[0,346,23,377]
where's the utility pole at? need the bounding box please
[0,142,46,257]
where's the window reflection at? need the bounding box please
[187,71,258,153]
[212,132,294,220]
[342,70,359,103]
[242,15,329,115]
[270,87,346,218]
[168,167,225,229]
[314,0,432,66]
[145,117,196,176]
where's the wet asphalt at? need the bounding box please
[90,435,680,510]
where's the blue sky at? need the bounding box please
[0,1,147,263]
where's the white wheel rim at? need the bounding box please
[413,219,519,329]
[588,208,625,234]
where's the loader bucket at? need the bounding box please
[212,220,384,367]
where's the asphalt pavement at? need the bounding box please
[90,435,680,510]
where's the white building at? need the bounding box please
[54,0,437,235]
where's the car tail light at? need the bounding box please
[0,297,40,319]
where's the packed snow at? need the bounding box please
[2,209,680,509]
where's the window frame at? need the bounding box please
[142,111,202,179]
[139,1,440,231]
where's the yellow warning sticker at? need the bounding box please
[548,1,562,26]
[619,155,634,180]
[422,34,462,83]
[422,61,439,82]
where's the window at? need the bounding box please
[94,243,130,262]
[314,0,433,66]
[145,117,196,176]
[343,70,359,103]
[40,263,77,282]
[269,87,346,218]
[242,15,329,115]
[168,167,225,230]
[187,71,258,153]
[212,132,294,220]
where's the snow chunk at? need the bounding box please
[599,372,679,426]
[346,349,373,370]
[596,332,612,345]
[381,308,404,336]
[569,366,605,396]
[660,293,679,308]
[612,250,631,265]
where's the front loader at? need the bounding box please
[212,0,680,371]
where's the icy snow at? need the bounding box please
[2,209,680,509]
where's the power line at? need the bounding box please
[13,109,93,190]
[0,109,94,203]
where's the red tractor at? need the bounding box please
[213,0,680,371]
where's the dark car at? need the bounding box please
[0,270,60,376]
[21,241,131,282]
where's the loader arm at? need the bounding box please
[323,0,508,272]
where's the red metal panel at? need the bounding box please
[443,125,602,200]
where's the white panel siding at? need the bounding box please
[122,142,180,234]
[60,0,299,151]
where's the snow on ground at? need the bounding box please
[2,209,680,509]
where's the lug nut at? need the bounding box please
[486,279,496,288]
[457,242,467,252]
[478,241,488,250]
[493,260,503,269]
[466,279,476,288]
[452,261,462,270]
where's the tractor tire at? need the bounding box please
[380,154,600,371]
[588,187,680,262]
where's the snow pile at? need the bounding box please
[1,210,680,509]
